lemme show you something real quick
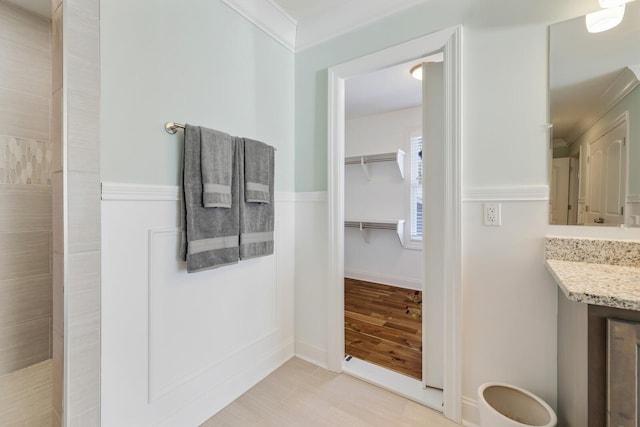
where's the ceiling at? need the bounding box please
[272,0,426,24]
[345,53,443,119]
[345,60,423,119]
[550,1,640,141]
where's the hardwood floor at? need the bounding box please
[344,278,422,380]
[202,357,458,427]
[0,359,52,426]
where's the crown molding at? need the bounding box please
[295,0,427,51]
[220,0,297,53]
[222,0,428,52]
[567,66,640,143]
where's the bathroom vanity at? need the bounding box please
[546,237,640,427]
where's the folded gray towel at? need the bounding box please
[182,124,240,272]
[243,138,274,204]
[201,127,234,208]
[239,138,274,259]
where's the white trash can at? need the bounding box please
[478,383,557,427]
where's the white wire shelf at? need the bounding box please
[344,219,405,247]
[344,149,405,180]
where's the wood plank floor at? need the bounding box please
[0,359,52,426]
[344,278,422,380]
[201,357,458,427]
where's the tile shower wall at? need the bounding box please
[0,136,53,185]
[0,2,52,376]
[52,0,102,425]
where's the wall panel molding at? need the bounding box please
[102,182,318,203]
[146,227,279,403]
[101,182,180,201]
[102,190,295,425]
[463,185,549,202]
[103,183,550,203]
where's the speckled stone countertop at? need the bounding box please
[545,237,640,311]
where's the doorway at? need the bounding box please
[341,57,431,389]
[327,27,462,422]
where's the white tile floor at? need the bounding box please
[0,359,52,427]
[202,357,460,426]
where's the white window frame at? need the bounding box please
[404,128,423,250]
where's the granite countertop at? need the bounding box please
[545,237,640,311]
[545,259,640,311]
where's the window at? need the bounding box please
[410,136,423,241]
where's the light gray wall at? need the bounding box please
[0,1,52,376]
[100,0,295,190]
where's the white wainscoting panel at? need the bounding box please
[101,184,295,426]
[293,192,329,368]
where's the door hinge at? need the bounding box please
[585,205,589,212]
[568,204,572,211]
[621,206,624,215]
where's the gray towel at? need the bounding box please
[243,138,273,203]
[239,138,274,259]
[201,127,234,208]
[182,124,240,272]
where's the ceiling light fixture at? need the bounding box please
[586,3,626,33]
[410,64,422,80]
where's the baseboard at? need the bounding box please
[294,341,328,369]
[158,338,295,427]
[344,269,421,291]
[462,395,480,427]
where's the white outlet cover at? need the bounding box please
[483,202,501,226]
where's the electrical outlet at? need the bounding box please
[484,203,501,226]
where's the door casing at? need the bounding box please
[327,26,463,423]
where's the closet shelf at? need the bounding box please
[344,149,405,180]
[344,219,405,247]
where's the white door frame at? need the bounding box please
[327,27,463,423]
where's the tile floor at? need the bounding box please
[202,357,460,426]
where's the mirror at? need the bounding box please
[549,1,640,226]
